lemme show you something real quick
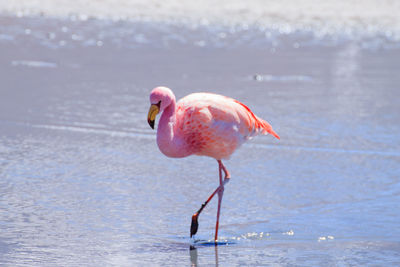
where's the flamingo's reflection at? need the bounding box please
[190,245,219,267]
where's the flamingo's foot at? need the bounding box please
[190,213,199,238]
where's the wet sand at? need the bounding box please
[1,15,400,266]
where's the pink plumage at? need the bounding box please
[149,87,279,160]
[147,86,280,242]
[177,92,279,159]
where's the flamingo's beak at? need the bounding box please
[147,104,159,129]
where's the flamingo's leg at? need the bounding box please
[219,160,231,181]
[190,160,230,239]
[214,161,224,242]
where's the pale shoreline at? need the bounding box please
[1,14,400,52]
[1,0,400,42]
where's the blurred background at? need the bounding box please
[1,1,400,266]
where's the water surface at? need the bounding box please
[1,11,400,266]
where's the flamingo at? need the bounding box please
[147,86,280,243]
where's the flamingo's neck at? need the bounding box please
[157,100,190,158]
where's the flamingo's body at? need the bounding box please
[147,86,280,242]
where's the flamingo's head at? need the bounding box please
[147,86,175,129]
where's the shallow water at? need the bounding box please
[1,14,400,266]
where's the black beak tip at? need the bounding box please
[148,119,155,129]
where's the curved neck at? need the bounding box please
[157,101,190,158]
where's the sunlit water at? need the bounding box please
[1,8,400,266]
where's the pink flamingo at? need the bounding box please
[147,86,280,243]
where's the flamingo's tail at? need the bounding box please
[257,117,280,140]
[234,99,280,140]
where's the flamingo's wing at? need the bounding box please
[177,93,279,139]
[176,93,279,159]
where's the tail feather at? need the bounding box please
[234,99,280,140]
[258,118,280,140]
